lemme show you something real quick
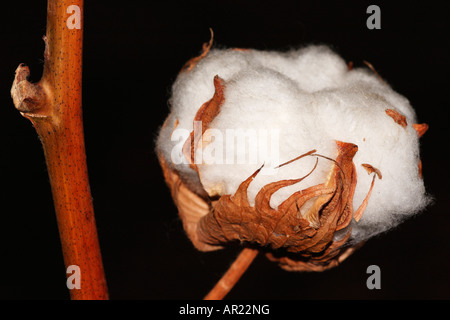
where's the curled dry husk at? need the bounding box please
[158,38,428,272]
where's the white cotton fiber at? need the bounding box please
[157,44,430,244]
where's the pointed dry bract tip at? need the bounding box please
[361,163,382,179]
[363,60,385,82]
[413,123,429,138]
[179,28,214,73]
[347,61,353,71]
[354,164,382,222]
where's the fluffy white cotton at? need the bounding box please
[157,44,430,244]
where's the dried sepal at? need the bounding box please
[347,61,354,71]
[363,60,385,83]
[418,160,423,178]
[179,28,214,74]
[413,123,429,138]
[385,109,408,128]
[361,163,382,179]
[354,164,382,222]
[412,123,429,178]
[158,150,219,252]
[182,75,225,171]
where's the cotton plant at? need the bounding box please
[157,33,430,299]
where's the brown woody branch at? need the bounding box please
[11,0,108,300]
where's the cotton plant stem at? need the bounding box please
[204,248,258,300]
[11,0,108,300]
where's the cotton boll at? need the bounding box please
[157,44,430,249]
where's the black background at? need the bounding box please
[1,0,449,300]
